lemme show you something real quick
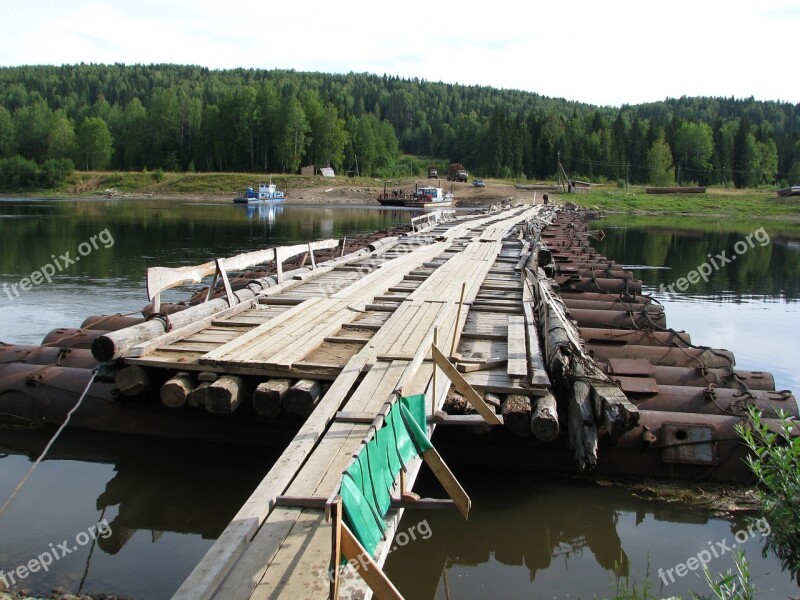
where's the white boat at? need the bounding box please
[233,182,286,203]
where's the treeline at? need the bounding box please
[0,64,798,187]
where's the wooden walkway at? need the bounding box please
[165,206,550,599]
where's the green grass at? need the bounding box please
[52,170,386,197]
[575,185,800,221]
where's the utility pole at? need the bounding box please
[626,162,629,189]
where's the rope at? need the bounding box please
[0,369,98,517]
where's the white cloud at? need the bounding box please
[0,0,796,106]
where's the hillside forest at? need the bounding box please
[0,64,798,188]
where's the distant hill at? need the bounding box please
[0,64,797,186]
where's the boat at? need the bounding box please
[377,184,453,208]
[233,182,286,204]
[777,185,800,198]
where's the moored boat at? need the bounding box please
[377,184,453,208]
[233,182,286,203]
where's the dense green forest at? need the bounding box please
[0,64,798,187]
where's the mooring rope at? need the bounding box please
[0,368,98,517]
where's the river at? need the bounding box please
[0,198,798,598]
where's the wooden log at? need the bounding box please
[187,381,210,407]
[645,186,706,194]
[483,392,502,409]
[501,394,532,437]
[283,379,322,418]
[114,365,150,397]
[198,371,219,382]
[160,372,194,408]
[205,376,245,414]
[531,391,559,442]
[591,379,639,438]
[253,379,291,418]
[568,371,597,471]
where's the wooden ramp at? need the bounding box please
[172,205,551,600]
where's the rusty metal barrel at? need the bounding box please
[41,328,109,349]
[590,344,734,368]
[633,386,798,418]
[555,276,642,294]
[580,327,692,347]
[0,343,99,369]
[566,307,666,329]
[81,314,147,331]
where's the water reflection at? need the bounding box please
[240,202,284,225]
[592,217,800,301]
[0,429,278,597]
[0,197,412,344]
[386,469,796,599]
[591,215,800,394]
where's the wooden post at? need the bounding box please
[330,496,342,600]
[204,375,245,414]
[449,282,466,357]
[160,372,194,408]
[187,381,210,407]
[253,379,291,418]
[283,379,323,417]
[432,328,438,417]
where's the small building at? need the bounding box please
[568,180,591,194]
[300,165,316,176]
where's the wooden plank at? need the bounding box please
[431,345,501,425]
[200,297,324,364]
[339,523,403,600]
[146,261,216,302]
[506,315,527,379]
[171,350,370,600]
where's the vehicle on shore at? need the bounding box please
[447,163,468,182]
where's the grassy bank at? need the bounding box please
[57,170,386,197]
[576,185,800,221]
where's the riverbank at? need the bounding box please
[1,171,797,220]
[1,171,537,206]
[580,185,800,222]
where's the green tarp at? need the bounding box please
[340,394,432,557]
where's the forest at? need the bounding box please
[0,63,798,188]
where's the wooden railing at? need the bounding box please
[146,238,343,312]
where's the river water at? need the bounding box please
[0,198,798,598]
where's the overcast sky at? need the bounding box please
[0,0,797,107]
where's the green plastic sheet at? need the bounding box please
[340,394,431,557]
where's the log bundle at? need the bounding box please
[526,206,796,475]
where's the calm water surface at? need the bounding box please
[0,200,798,598]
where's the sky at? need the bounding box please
[0,0,798,107]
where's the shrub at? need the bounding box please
[736,407,800,582]
[0,155,40,188]
[39,158,74,187]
